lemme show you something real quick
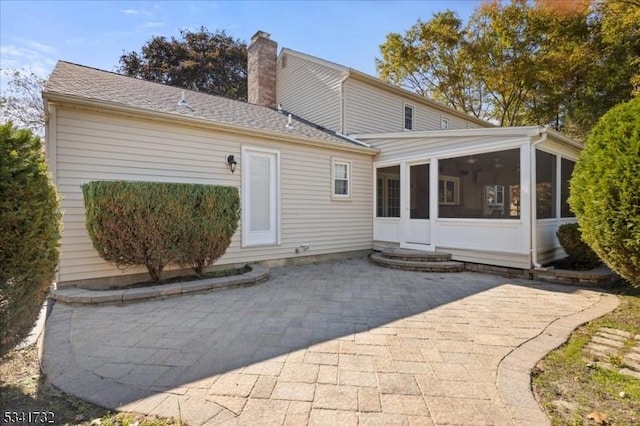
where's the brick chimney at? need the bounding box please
[248,31,277,109]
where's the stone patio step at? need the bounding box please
[379,248,452,262]
[370,252,464,272]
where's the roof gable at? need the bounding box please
[278,49,491,129]
[44,61,375,152]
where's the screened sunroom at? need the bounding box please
[355,127,582,269]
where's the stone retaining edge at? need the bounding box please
[496,292,620,425]
[50,264,269,305]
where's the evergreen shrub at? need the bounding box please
[556,223,600,269]
[0,123,61,354]
[82,181,239,282]
[569,98,640,286]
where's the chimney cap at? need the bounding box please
[251,31,271,43]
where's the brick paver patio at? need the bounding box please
[41,258,618,425]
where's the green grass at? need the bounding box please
[533,283,640,426]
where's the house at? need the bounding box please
[44,31,581,288]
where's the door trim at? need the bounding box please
[241,146,281,247]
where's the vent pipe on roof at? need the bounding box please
[177,90,192,110]
[248,31,277,109]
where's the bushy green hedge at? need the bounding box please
[569,98,640,286]
[82,181,239,282]
[174,185,240,275]
[1,122,61,354]
[556,223,600,269]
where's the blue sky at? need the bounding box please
[1,0,481,81]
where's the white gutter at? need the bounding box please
[530,126,548,270]
[43,91,379,155]
[335,132,371,148]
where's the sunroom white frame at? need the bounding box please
[361,127,582,269]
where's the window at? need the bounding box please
[536,150,556,219]
[376,166,400,217]
[404,104,413,130]
[332,160,350,198]
[485,185,504,206]
[485,185,504,216]
[439,149,521,219]
[561,158,575,217]
[438,176,459,205]
[441,117,450,130]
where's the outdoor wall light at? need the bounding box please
[226,154,237,173]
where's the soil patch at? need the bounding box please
[532,284,640,425]
[0,344,186,425]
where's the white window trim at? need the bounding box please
[403,103,414,131]
[441,116,450,130]
[376,172,401,217]
[331,158,352,200]
[438,175,459,205]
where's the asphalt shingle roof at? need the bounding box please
[44,61,364,148]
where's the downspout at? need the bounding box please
[338,71,349,135]
[530,127,548,269]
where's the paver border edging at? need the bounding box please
[496,291,620,426]
[50,264,269,305]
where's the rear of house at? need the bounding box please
[44,30,582,288]
[44,58,376,288]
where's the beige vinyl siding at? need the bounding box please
[343,79,480,135]
[366,135,516,163]
[53,106,373,286]
[276,53,343,132]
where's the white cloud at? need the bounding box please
[141,21,165,29]
[25,40,57,55]
[121,7,155,17]
[0,42,57,77]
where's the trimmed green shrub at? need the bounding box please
[82,181,239,282]
[0,122,61,354]
[556,223,600,269]
[569,98,640,286]
[175,185,240,276]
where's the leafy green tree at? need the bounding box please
[569,98,640,286]
[0,123,60,354]
[377,11,489,120]
[377,0,639,138]
[118,27,248,100]
[464,0,543,126]
[0,70,47,137]
[559,0,640,139]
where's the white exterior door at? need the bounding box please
[242,147,279,247]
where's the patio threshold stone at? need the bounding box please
[50,264,269,305]
[370,251,464,272]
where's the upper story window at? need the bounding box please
[332,159,351,199]
[441,117,450,130]
[404,104,414,130]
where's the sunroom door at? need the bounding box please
[403,163,431,247]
